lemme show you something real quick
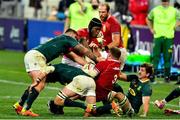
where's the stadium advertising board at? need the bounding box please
[27,19,64,50]
[0,18,24,50]
[131,26,180,68]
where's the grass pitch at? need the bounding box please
[0,50,179,119]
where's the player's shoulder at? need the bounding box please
[77,28,88,36]
[108,16,119,23]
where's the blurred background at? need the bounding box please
[0,0,180,81]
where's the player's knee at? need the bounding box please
[107,91,117,102]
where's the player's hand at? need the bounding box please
[96,57,105,62]
[89,42,98,48]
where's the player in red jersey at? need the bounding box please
[82,47,134,116]
[61,18,103,68]
[98,3,127,70]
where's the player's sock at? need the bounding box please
[84,104,96,117]
[165,87,180,102]
[102,100,111,114]
[96,104,112,115]
[47,100,64,114]
[24,87,39,110]
[115,92,134,116]
[19,87,30,106]
[64,98,86,109]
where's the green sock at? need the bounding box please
[64,98,86,109]
[25,87,39,110]
[19,87,30,106]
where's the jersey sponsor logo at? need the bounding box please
[129,88,136,96]
[113,67,120,71]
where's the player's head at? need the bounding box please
[88,18,102,37]
[108,47,121,60]
[138,63,153,79]
[90,0,100,10]
[161,0,170,7]
[65,28,78,40]
[99,3,110,21]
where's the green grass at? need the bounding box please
[0,50,179,119]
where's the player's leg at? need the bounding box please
[164,86,180,102]
[48,76,90,114]
[114,92,134,117]
[152,38,162,77]
[96,91,125,116]
[14,50,54,116]
[21,76,46,117]
[65,75,96,117]
[163,38,173,82]
[13,86,30,114]
[155,86,180,109]
[77,76,96,117]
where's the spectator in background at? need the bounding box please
[47,6,58,21]
[146,0,180,83]
[64,0,93,32]
[114,0,129,16]
[29,0,43,19]
[89,0,100,19]
[129,0,149,25]
[149,0,176,10]
[57,0,76,21]
[174,0,180,9]
[104,0,115,13]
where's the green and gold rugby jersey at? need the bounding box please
[46,63,90,85]
[34,35,79,63]
[126,75,152,113]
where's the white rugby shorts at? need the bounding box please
[66,75,96,96]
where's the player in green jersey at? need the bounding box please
[120,63,153,117]
[13,28,101,117]
[46,63,96,117]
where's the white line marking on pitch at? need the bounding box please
[0,79,59,90]
[0,79,179,108]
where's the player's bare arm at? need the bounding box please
[66,51,88,66]
[74,44,98,62]
[141,96,151,117]
[107,33,120,49]
[118,72,128,81]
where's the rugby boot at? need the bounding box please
[13,102,23,115]
[154,100,165,109]
[164,108,180,115]
[21,108,39,117]
[111,100,121,117]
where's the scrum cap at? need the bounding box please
[88,18,102,31]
